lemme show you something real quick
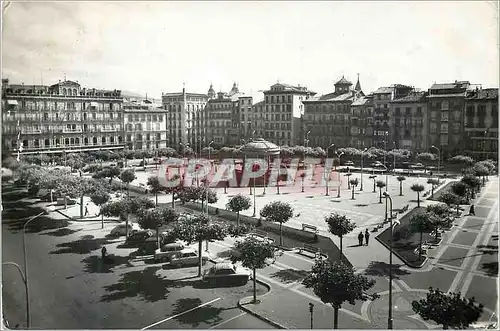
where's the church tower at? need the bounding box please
[207,83,216,99]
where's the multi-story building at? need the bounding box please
[464,87,499,160]
[260,82,316,146]
[427,81,477,158]
[2,78,124,155]
[162,85,209,149]
[349,93,374,149]
[123,99,168,151]
[302,76,363,149]
[205,83,245,147]
[390,91,428,152]
[251,100,265,143]
[372,84,413,150]
[236,94,254,144]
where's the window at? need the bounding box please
[395,108,400,116]
[441,112,449,121]
[430,111,437,120]
[430,123,437,133]
[440,123,448,133]
[440,135,448,146]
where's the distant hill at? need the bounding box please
[121,90,161,104]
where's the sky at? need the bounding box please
[2,1,499,99]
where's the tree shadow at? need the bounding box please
[347,243,363,248]
[100,266,172,302]
[363,261,411,279]
[43,228,81,237]
[354,204,369,207]
[80,254,131,274]
[171,298,225,327]
[4,214,70,234]
[215,250,233,259]
[481,262,498,276]
[50,236,117,254]
[269,269,309,284]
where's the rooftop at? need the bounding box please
[466,88,499,100]
[373,86,394,94]
[264,83,316,95]
[391,91,427,103]
[351,96,372,106]
[335,76,352,86]
[429,81,470,90]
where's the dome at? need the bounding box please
[239,138,280,157]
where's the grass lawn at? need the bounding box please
[376,207,432,268]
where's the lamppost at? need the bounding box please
[392,141,396,174]
[206,140,214,215]
[252,160,257,217]
[309,303,314,329]
[241,139,251,195]
[335,151,344,198]
[3,262,28,328]
[305,130,311,148]
[383,136,389,189]
[383,192,397,330]
[325,143,335,196]
[360,147,368,191]
[483,130,488,160]
[431,145,441,177]
[23,210,47,328]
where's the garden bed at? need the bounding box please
[174,202,351,267]
[376,207,432,268]
[426,180,458,201]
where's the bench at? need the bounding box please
[252,230,268,238]
[400,204,409,213]
[299,244,321,258]
[302,223,319,233]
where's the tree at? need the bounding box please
[260,201,294,247]
[438,192,463,216]
[345,173,352,189]
[138,207,179,248]
[409,212,434,258]
[397,176,406,196]
[461,175,481,199]
[325,213,356,262]
[369,175,377,193]
[120,169,137,195]
[56,174,82,209]
[476,160,496,176]
[451,182,468,202]
[426,204,453,241]
[416,152,436,164]
[164,174,182,209]
[147,176,164,206]
[100,196,155,237]
[66,154,85,173]
[90,188,111,229]
[427,178,440,199]
[302,260,378,329]
[226,194,252,226]
[230,237,275,303]
[349,178,358,200]
[39,169,65,202]
[411,183,425,207]
[196,186,218,212]
[473,164,489,186]
[412,287,484,329]
[93,166,121,184]
[376,180,386,203]
[449,155,475,170]
[299,172,306,192]
[170,214,226,276]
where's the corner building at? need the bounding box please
[2,78,124,155]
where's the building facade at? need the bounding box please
[260,83,315,146]
[123,99,168,151]
[464,87,499,160]
[302,76,363,149]
[2,78,124,155]
[390,91,428,152]
[162,86,208,149]
[426,81,474,158]
[349,93,374,149]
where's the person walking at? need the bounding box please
[364,229,370,246]
[84,204,89,216]
[101,246,107,260]
[469,204,475,216]
[358,231,364,246]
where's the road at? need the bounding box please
[1,183,275,329]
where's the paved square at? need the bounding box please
[438,246,470,268]
[398,267,457,293]
[462,217,486,231]
[474,206,491,218]
[466,275,498,313]
[478,199,496,207]
[451,231,478,247]
[485,193,496,199]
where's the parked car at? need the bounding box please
[344,161,354,166]
[139,160,148,167]
[55,197,77,206]
[202,263,251,285]
[126,230,155,245]
[154,242,185,262]
[109,223,141,237]
[410,163,425,169]
[170,248,209,268]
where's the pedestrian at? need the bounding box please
[358,232,364,246]
[364,229,370,246]
[101,246,107,260]
[469,204,475,216]
[84,204,89,216]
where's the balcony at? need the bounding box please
[62,129,83,133]
[101,128,118,133]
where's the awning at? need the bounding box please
[7,100,18,105]
[90,102,99,107]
